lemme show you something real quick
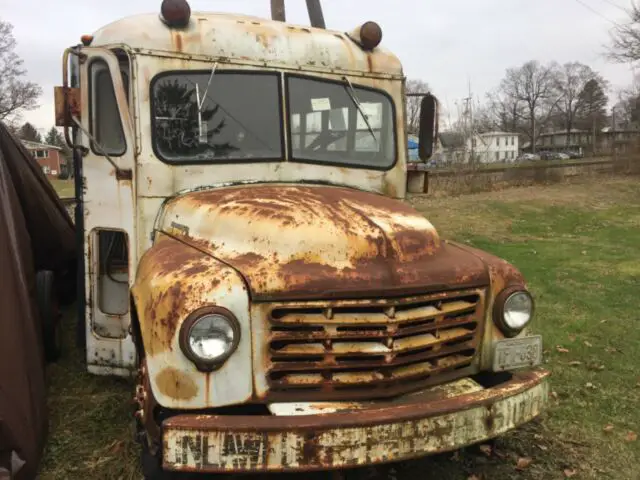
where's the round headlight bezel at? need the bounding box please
[179,306,241,372]
[493,287,534,338]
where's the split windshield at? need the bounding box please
[151,71,396,169]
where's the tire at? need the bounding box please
[36,270,62,362]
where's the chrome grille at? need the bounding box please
[264,289,486,400]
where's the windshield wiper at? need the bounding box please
[342,76,378,147]
[195,63,218,143]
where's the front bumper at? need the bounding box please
[162,369,550,473]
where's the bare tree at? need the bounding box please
[483,88,525,133]
[614,83,640,129]
[405,79,430,134]
[0,19,42,121]
[499,61,562,152]
[556,63,605,145]
[609,2,640,63]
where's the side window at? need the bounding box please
[90,60,126,156]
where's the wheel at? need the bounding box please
[36,270,62,362]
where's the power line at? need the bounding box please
[597,0,628,13]
[573,0,620,26]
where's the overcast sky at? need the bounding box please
[1,0,635,132]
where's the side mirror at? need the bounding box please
[418,93,439,161]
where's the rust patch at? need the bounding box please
[132,233,240,356]
[156,367,198,401]
[232,252,266,268]
[164,369,549,430]
[172,30,184,52]
[157,185,496,301]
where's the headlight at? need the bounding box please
[179,307,240,371]
[493,288,534,337]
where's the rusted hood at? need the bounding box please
[158,184,489,300]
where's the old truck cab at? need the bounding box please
[55,0,549,476]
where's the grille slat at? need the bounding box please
[264,289,485,400]
[269,315,478,343]
[269,341,477,374]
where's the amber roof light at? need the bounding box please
[160,0,191,28]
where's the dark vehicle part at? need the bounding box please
[36,270,62,362]
[0,120,75,479]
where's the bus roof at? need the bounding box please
[90,12,404,78]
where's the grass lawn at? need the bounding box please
[39,176,640,480]
[49,178,75,198]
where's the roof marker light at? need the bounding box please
[160,0,191,28]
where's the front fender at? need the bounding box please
[450,241,531,370]
[132,233,252,409]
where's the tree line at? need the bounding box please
[475,61,610,152]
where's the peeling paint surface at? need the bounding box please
[158,184,491,300]
[90,13,403,78]
[162,369,550,473]
[252,288,487,401]
[132,233,253,408]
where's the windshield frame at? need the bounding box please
[149,70,398,171]
[149,69,285,165]
[284,73,398,172]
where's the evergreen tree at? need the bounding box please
[575,79,608,131]
[19,122,42,142]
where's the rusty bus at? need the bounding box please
[54,0,550,476]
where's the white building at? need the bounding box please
[468,132,519,163]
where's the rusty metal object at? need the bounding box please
[158,185,491,301]
[178,306,242,372]
[89,13,403,79]
[270,0,286,21]
[132,233,254,409]
[305,0,326,29]
[162,369,550,473]
[54,86,80,127]
[252,288,487,401]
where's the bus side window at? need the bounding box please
[89,60,126,155]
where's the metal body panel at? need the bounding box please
[79,48,138,375]
[90,13,403,78]
[156,184,489,300]
[161,369,550,473]
[251,289,488,401]
[131,234,253,408]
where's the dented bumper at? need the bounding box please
[162,369,550,473]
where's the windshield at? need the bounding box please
[150,71,396,169]
[287,76,396,169]
[151,71,283,163]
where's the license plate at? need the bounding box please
[492,335,543,371]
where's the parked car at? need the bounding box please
[516,153,540,162]
[556,152,570,160]
[563,150,583,159]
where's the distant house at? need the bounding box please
[534,128,640,155]
[431,131,519,165]
[21,140,65,179]
[468,132,519,163]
